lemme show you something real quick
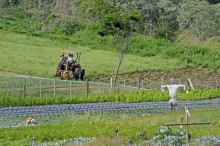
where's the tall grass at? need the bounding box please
[176,30,220,51]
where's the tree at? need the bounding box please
[1,0,10,8]
[79,0,114,22]
[207,0,220,4]
[177,0,220,38]
[121,0,161,35]
[101,10,141,93]
[112,0,179,38]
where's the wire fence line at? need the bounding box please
[0,74,151,98]
[0,74,220,127]
[1,74,220,98]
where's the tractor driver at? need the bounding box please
[68,54,75,71]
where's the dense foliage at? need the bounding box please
[0,0,219,41]
[0,89,219,106]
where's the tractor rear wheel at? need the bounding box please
[80,69,85,81]
[74,68,80,80]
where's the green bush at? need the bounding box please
[153,23,174,40]
[153,126,187,145]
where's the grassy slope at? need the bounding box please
[0,107,219,145]
[176,30,220,51]
[0,30,182,78]
[1,7,220,80]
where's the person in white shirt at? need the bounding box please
[67,54,74,71]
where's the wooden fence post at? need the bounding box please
[164,105,211,146]
[7,82,10,97]
[124,79,126,92]
[110,77,113,92]
[137,77,140,90]
[141,80,144,89]
[40,79,42,97]
[99,78,101,94]
[20,79,22,97]
[70,81,72,96]
[188,79,194,90]
[86,79,89,97]
[54,79,56,97]
[24,78,26,98]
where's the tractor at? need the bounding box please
[55,50,85,80]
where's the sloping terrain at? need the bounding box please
[0,30,184,77]
[1,29,220,89]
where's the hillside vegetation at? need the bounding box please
[1,29,220,78]
[0,30,184,77]
[0,0,219,78]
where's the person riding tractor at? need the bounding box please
[67,53,74,71]
[54,50,85,80]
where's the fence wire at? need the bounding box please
[0,74,220,127]
[1,75,219,98]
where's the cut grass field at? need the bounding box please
[0,107,219,145]
[0,30,187,78]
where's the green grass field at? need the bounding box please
[0,107,219,145]
[0,30,183,78]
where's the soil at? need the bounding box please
[92,67,220,89]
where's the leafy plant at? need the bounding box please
[153,126,187,145]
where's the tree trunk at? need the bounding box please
[113,47,123,93]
